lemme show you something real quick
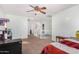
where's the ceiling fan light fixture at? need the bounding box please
[26,5,47,15]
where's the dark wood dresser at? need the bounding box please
[0,39,22,54]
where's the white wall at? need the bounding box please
[52,5,79,41]
[6,14,28,39]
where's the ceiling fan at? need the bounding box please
[26,5,47,15]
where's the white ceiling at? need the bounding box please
[0,4,76,17]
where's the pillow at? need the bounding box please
[60,40,77,46]
[71,44,79,49]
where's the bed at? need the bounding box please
[41,36,79,54]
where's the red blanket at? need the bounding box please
[60,40,79,49]
[41,40,79,54]
[41,45,68,54]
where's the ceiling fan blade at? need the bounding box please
[29,5,35,8]
[26,10,34,12]
[39,10,46,14]
[41,7,46,10]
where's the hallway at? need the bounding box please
[22,35,52,54]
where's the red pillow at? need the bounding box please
[71,44,79,49]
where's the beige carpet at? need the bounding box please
[22,35,52,54]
